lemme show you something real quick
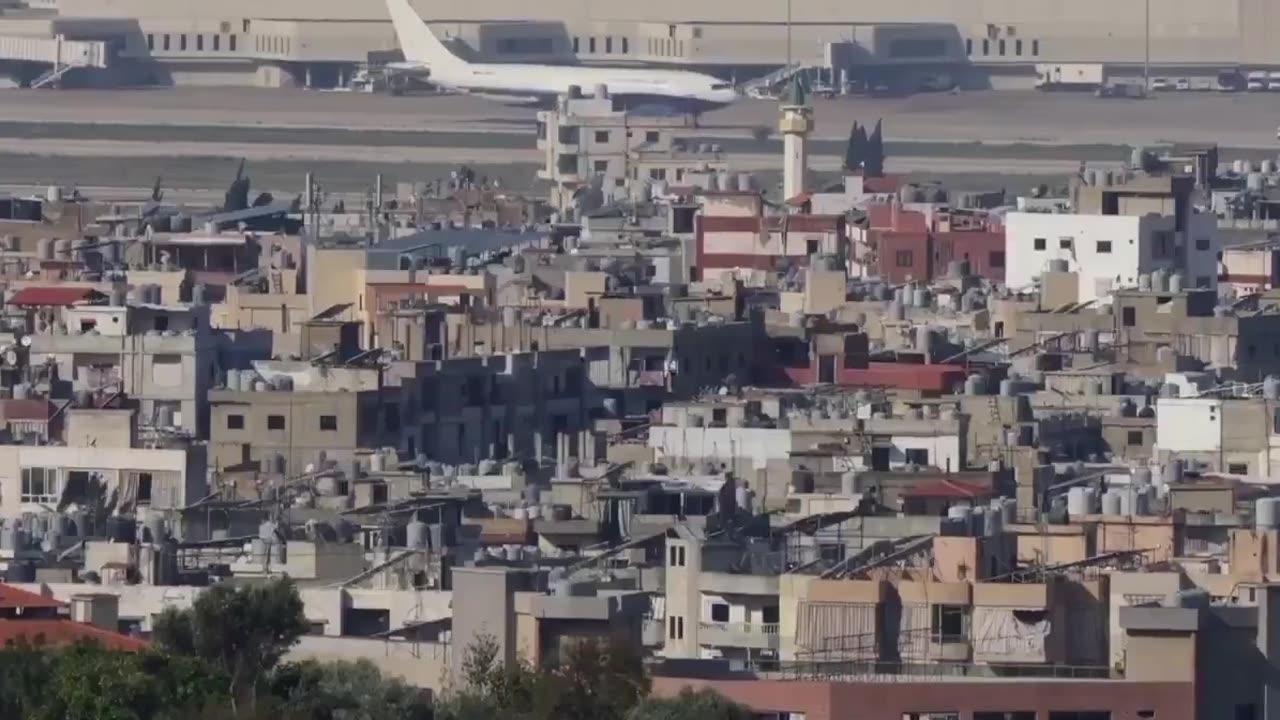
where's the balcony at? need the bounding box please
[699,621,781,650]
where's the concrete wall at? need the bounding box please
[288,636,450,690]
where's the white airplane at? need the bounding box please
[384,0,738,112]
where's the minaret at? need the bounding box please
[779,75,814,201]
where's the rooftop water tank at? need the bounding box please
[1101,490,1122,516]
[1258,497,1279,529]
[406,520,429,549]
[1067,487,1089,516]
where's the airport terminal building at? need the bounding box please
[1,0,1278,88]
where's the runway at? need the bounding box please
[3,87,1279,147]
[0,87,1270,196]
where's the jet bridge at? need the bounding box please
[0,33,109,88]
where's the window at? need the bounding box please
[1128,430,1144,445]
[1033,237,1046,251]
[621,37,629,53]
[1015,39,1022,55]
[1048,714,1111,720]
[572,36,579,52]
[267,414,286,430]
[975,714,1036,720]
[213,34,220,51]
[21,467,58,504]
[903,714,960,720]
[163,34,170,51]
[887,37,947,58]
[496,37,554,54]
[895,249,914,267]
[147,34,154,50]
[1122,306,1136,327]
[136,472,153,503]
[905,448,929,466]
[645,130,660,143]
[1229,463,1249,475]
[965,38,972,55]
[981,38,989,55]
[692,27,702,38]
[668,616,684,639]
[649,168,667,180]
[593,160,608,173]
[1059,237,1074,250]
[1031,39,1040,56]
[668,544,686,566]
[605,36,613,53]
[588,37,596,52]
[998,39,1006,56]
[762,605,779,624]
[1197,275,1211,288]
[931,604,966,641]
[594,130,610,143]
[229,34,237,51]
[179,34,187,51]
[710,603,730,622]
[319,415,337,431]
[988,250,1005,268]
[1196,237,1211,251]
[196,34,203,51]
[226,414,245,430]
[1095,240,1113,253]
[384,404,401,433]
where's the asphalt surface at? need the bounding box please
[0,86,1273,196]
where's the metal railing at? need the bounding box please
[746,659,1114,683]
[699,621,780,635]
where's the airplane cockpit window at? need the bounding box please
[711,83,732,90]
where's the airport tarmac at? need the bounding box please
[5,86,1280,147]
[0,86,1267,198]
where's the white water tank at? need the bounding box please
[1257,498,1279,529]
[1101,490,1122,516]
[1067,487,1089,516]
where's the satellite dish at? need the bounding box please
[18,336,31,347]
[3,350,17,366]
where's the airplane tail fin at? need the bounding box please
[384,0,466,69]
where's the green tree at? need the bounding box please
[437,633,647,720]
[0,638,54,718]
[864,118,886,177]
[843,121,864,172]
[270,658,432,720]
[626,688,753,720]
[153,577,308,710]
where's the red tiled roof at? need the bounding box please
[0,584,64,610]
[7,286,103,306]
[901,479,992,499]
[0,619,147,652]
[1,399,53,421]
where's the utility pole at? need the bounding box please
[1144,0,1151,92]
[786,0,793,67]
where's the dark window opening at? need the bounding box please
[710,603,729,622]
[762,605,779,624]
[319,415,337,431]
[988,250,1005,268]
[905,448,929,466]
[931,604,966,642]
[895,249,914,267]
[1096,240,1112,253]
[1033,237,1046,250]
[1122,307,1136,327]
[267,415,285,430]
[1127,430,1144,445]
[226,414,244,430]
[1229,463,1249,475]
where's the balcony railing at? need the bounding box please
[699,621,781,649]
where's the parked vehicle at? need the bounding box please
[1035,63,1106,91]
[1247,70,1269,91]
[1175,78,1192,91]
[1149,77,1169,91]
[1096,82,1146,99]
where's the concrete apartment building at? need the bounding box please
[210,347,595,475]
[536,92,728,213]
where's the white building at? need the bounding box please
[1004,211,1219,303]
